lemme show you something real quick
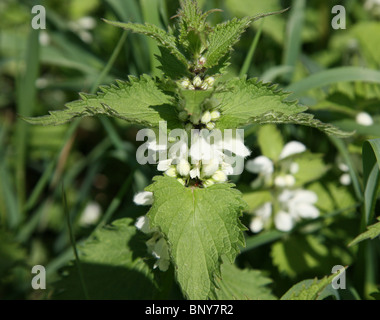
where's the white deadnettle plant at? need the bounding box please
[24,1,350,300]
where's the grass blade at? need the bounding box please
[239,20,264,78]
[62,185,90,300]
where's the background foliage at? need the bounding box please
[0,0,379,300]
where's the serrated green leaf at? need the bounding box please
[156,46,191,79]
[22,75,181,129]
[257,125,284,161]
[204,17,252,69]
[349,217,380,247]
[204,10,289,69]
[281,273,338,300]
[53,218,159,299]
[103,19,188,66]
[211,260,276,300]
[248,110,353,138]
[146,176,247,300]
[176,0,215,56]
[214,78,307,129]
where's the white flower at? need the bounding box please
[338,162,351,186]
[206,122,215,130]
[180,79,191,89]
[276,189,319,231]
[135,216,152,234]
[274,211,294,232]
[79,202,101,226]
[204,77,215,87]
[340,173,351,186]
[210,110,220,121]
[199,56,207,65]
[165,167,177,177]
[177,158,191,177]
[245,156,274,177]
[249,202,272,233]
[193,76,202,87]
[201,111,212,124]
[212,170,227,183]
[356,112,373,126]
[157,159,173,171]
[279,141,306,159]
[290,162,299,174]
[152,238,170,272]
[274,175,295,188]
[203,179,215,188]
[202,158,220,177]
[133,191,154,206]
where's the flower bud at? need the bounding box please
[204,77,215,87]
[180,79,191,89]
[177,158,191,177]
[200,82,209,90]
[206,122,215,130]
[212,170,227,183]
[199,56,206,65]
[178,110,189,122]
[165,167,177,178]
[193,76,202,88]
[202,158,219,177]
[210,110,220,121]
[203,179,215,188]
[177,178,186,186]
[201,111,212,124]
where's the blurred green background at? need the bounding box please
[0,0,379,299]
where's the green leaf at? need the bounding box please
[156,46,191,79]
[257,125,284,161]
[204,10,289,70]
[349,217,380,247]
[248,110,353,138]
[271,234,329,278]
[242,190,272,212]
[281,273,338,300]
[146,176,247,300]
[204,17,252,69]
[215,78,307,129]
[292,152,328,186]
[361,139,380,226]
[22,75,181,129]
[212,260,276,300]
[176,0,216,56]
[103,19,188,66]
[53,218,159,299]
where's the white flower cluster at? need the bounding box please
[250,189,319,232]
[133,191,170,272]
[151,130,250,187]
[246,141,320,233]
[180,75,215,91]
[179,108,220,130]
